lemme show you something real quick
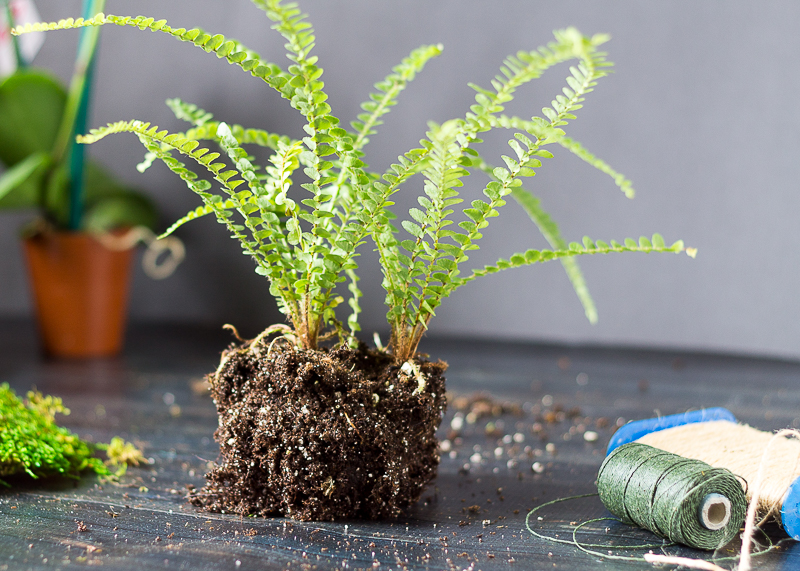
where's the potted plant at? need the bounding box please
[16,1,695,520]
[0,0,159,358]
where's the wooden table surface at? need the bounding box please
[1,320,799,570]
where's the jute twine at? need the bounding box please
[638,421,800,525]
[597,442,746,550]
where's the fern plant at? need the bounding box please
[15,2,694,364]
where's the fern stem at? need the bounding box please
[395,144,457,360]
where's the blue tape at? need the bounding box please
[605,407,737,456]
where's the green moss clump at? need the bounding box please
[0,383,137,484]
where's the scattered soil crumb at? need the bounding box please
[450,393,522,419]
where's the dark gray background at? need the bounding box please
[2,1,798,359]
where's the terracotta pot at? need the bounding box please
[22,232,133,358]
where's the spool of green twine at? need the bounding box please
[597,442,746,550]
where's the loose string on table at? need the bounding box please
[524,494,780,569]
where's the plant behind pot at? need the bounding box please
[19,0,695,518]
[1,0,162,358]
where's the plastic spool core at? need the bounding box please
[699,493,731,531]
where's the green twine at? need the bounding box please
[597,442,747,550]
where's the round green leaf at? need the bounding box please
[0,70,66,166]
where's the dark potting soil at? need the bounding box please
[190,341,447,521]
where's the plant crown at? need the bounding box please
[15,1,694,363]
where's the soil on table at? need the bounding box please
[190,340,447,521]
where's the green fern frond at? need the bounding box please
[215,122,268,197]
[183,122,296,152]
[11,13,107,33]
[368,146,432,327]
[136,151,157,174]
[135,99,215,174]
[439,34,624,334]
[252,2,371,344]
[78,120,279,274]
[510,186,598,323]
[256,0,327,119]
[325,43,442,227]
[79,120,244,193]
[13,14,291,91]
[352,43,443,151]
[255,0,316,67]
[166,98,214,127]
[461,27,610,145]
[469,152,598,322]
[462,234,688,284]
[132,131,273,279]
[256,0,371,234]
[394,121,466,341]
[557,136,634,199]
[254,5,383,345]
[138,111,298,176]
[158,200,236,239]
[384,28,618,360]
[492,114,634,198]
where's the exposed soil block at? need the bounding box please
[190,340,447,521]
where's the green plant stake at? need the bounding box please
[15,1,696,520]
[66,0,105,230]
